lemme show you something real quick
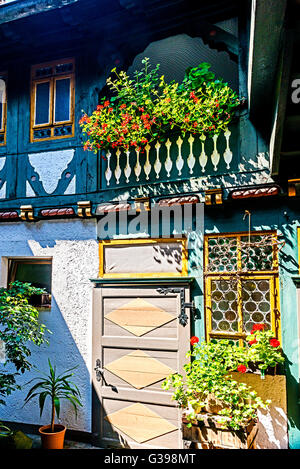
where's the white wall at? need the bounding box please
[0,219,99,432]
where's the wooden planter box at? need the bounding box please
[182,414,258,449]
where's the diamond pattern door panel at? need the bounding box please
[105,298,175,336]
[105,403,177,444]
[105,350,175,389]
[93,284,191,449]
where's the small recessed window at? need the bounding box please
[8,258,52,309]
[30,58,75,142]
[0,72,7,146]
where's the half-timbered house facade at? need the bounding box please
[0,0,299,449]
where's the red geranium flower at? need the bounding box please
[190,336,199,346]
[251,324,265,334]
[237,364,247,373]
[249,338,257,346]
[270,338,280,348]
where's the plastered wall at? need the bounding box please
[0,219,98,432]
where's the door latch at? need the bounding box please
[94,359,118,393]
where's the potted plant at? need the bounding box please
[162,337,270,449]
[245,324,284,378]
[24,359,82,449]
[79,58,240,155]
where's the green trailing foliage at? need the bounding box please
[79,58,240,153]
[0,281,50,406]
[24,359,82,433]
[163,327,284,431]
[246,326,284,372]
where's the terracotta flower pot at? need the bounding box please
[39,424,66,449]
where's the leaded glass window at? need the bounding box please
[205,232,280,345]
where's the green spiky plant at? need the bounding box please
[24,359,82,433]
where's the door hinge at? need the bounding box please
[156,287,197,326]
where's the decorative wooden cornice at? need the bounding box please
[158,195,199,207]
[96,202,131,214]
[288,179,300,197]
[77,201,93,217]
[205,188,223,205]
[134,197,150,212]
[20,205,34,221]
[230,185,280,200]
[0,210,19,220]
[40,208,75,217]
[0,0,79,25]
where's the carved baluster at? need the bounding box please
[199,134,208,173]
[223,129,233,169]
[211,134,220,171]
[187,134,196,174]
[176,136,184,176]
[144,144,152,180]
[134,149,141,182]
[114,149,122,184]
[154,142,162,179]
[105,151,112,186]
[124,150,131,183]
[165,139,173,177]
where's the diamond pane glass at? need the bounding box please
[207,236,238,272]
[211,279,238,332]
[241,278,271,333]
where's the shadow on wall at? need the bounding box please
[0,295,91,433]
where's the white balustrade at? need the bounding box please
[223,129,233,169]
[114,149,121,184]
[134,149,141,182]
[103,129,234,187]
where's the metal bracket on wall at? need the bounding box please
[156,287,196,326]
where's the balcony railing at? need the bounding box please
[0,123,239,207]
[100,124,239,189]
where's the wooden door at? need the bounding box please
[92,282,191,449]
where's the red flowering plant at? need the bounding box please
[162,337,269,430]
[154,63,239,139]
[79,58,240,154]
[246,324,284,378]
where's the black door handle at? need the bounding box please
[94,359,118,393]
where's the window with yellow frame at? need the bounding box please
[204,231,280,346]
[0,71,7,146]
[99,238,188,278]
[30,58,75,142]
